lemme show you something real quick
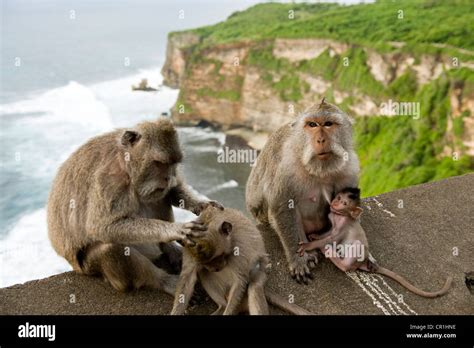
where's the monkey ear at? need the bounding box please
[350,207,363,219]
[220,221,232,235]
[121,130,141,146]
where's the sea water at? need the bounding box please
[0,0,257,287]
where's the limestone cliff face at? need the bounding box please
[161,32,200,88]
[161,33,474,154]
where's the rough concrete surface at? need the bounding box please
[1,174,473,315]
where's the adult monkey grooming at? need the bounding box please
[298,188,453,298]
[48,118,221,294]
[171,206,312,315]
[246,98,359,283]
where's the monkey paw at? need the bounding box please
[289,252,317,284]
[177,221,208,244]
[194,200,225,215]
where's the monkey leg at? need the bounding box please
[247,270,270,315]
[80,242,177,295]
[325,246,358,272]
[211,306,225,315]
[268,209,317,284]
[330,257,359,272]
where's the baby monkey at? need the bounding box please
[171,206,312,315]
[298,188,452,298]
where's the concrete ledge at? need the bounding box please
[1,174,473,315]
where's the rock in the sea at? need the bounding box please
[132,78,157,92]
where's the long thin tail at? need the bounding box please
[265,290,313,315]
[376,267,452,298]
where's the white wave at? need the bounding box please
[0,206,204,288]
[1,81,114,132]
[0,208,71,288]
[204,180,239,195]
[178,126,226,146]
[190,145,223,153]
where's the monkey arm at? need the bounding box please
[268,204,301,259]
[223,279,248,315]
[90,216,205,245]
[298,236,332,254]
[168,184,223,214]
[171,259,198,315]
[268,203,317,283]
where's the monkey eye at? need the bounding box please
[343,201,347,206]
[323,121,333,127]
[307,121,318,128]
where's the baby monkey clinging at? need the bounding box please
[171,206,312,315]
[298,187,452,298]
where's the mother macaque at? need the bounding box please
[246,99,359,283]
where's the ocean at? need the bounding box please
[0,0,259,287]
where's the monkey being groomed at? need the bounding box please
[171,206,312,315]
[298,188,453,298]
[47,118,222,294]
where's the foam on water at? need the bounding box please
[0,69,222,286]
[204,180,239,195]
[0,81,114,131]
[0,208,70,287]
[0,205,202,288]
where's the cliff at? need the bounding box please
[1,174,473,315]
[161,1,474,197]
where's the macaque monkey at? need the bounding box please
[171,206,312,315]
[298,188,453,298]
[246,98,359,283]
[48,118,222,294]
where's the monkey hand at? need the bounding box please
[193,200,225,215]
[175,221,207,245]
[308,232,329,241]
[297,242,309,257]
[289,251,317,284]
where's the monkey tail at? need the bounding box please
[376,267,453,298]
[265,290,313,315]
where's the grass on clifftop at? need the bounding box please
[186,0,474,55]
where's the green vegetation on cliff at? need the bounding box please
[170,0,473,197]
[356,69,473,196]
[184,0,474,54]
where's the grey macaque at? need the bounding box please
[246,98,359,283]
[47,118,221,294]
[171,206,312,315]
[298,188,453,298]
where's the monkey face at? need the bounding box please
[303,116,339,161]
[121,119,183,201]
[298,101,354,176]
[188,209,234,272]
[330,193,351,211]
[137,159,179,200]
[188,238,230,272]
[330,191,362,219]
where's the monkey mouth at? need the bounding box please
[330,206,346,215]
[316,151,332,160]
